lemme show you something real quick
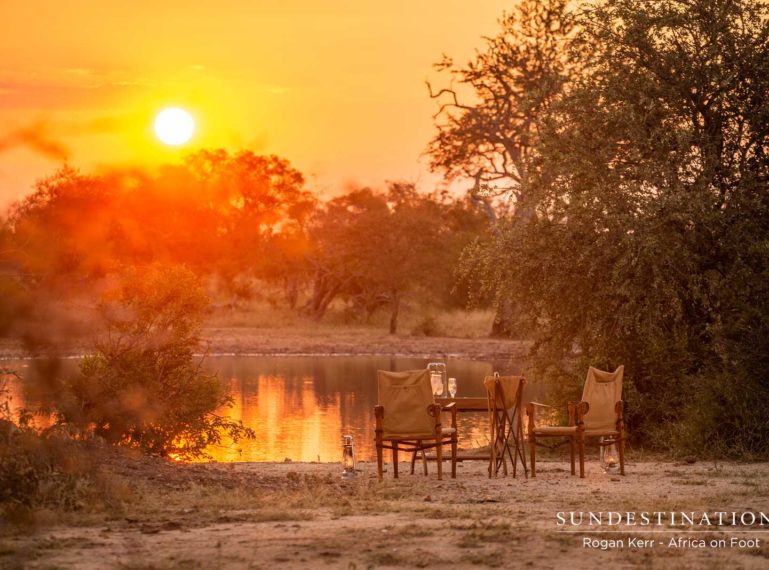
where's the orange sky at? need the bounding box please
[0,0,512,209]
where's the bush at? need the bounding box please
[50,264,254,459]
[0,430,96,511]
[0,375,95,513]
[676,371,769,459]
[411,315,439,337]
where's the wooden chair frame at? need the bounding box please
[375,402,457,480]
[527,399,626,478]
[487,375,528,478]
[527,401,580,477]
[586,400,626,476]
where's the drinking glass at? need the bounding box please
[430,372,444,396]
[448,377,457,398]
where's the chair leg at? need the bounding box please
[510,440,517,478]
[488,411,496,478]
[376,441,384,481]
[488,436,495,478]
[422,448,429,475]
[451,433,457,479]
[518,423,528,478]
[619,434,625,476]
[509,430,521,478]
[436,438,443,481]
[507,424,521,479]
[392,442,399,479]
[530,435,537,478]
[503,410,517,478]
[570,436,576,475]
[501,413,509,476]
[499,415,507,476]
[578,432,585,478]
[410,450,417,475]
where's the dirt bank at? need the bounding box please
[2,458,768,569]
[200,327,528,361]
[0,326,529,362]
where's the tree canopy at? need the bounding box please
[439,0,769,455]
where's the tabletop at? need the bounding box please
[435,397,488,412]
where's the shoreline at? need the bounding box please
[0,326,530,362]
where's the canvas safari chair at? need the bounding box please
[375,369,457,480]
[484,373,528,478]
[527,365,624,478]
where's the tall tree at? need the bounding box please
[454,0,769,452]
[184,150,316,298]
[307,184,466,333]
[428,0,578,211]
[428,0,578,334]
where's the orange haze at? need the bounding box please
[0,0,511,209]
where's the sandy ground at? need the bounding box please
[0,327,528,362]
[3,457,769,569]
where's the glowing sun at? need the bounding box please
[154,107,195,145]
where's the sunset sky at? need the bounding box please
[0,0,511,209]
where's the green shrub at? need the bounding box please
[676,371,769,459]
[0,431,94,510]
[51,264,254,459]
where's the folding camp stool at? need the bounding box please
[484,373,528,478]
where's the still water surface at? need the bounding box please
[205,356,517,462]
[6,355,529,462]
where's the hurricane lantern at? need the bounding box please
[600,437,619,472]
[341,434,356,478]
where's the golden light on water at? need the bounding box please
[204,372,494,464]
[5,357,503,463]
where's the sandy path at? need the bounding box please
[4,459,769,569]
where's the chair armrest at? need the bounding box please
[530,401,572,412]
[527,402,546,425]
[575,401,590,426]
[529,401,571,422]
[442,401,457,429]
[615,401,625,433]
[426,403,444,436]
[527,402,537,437]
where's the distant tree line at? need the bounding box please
[0,151,490,337]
